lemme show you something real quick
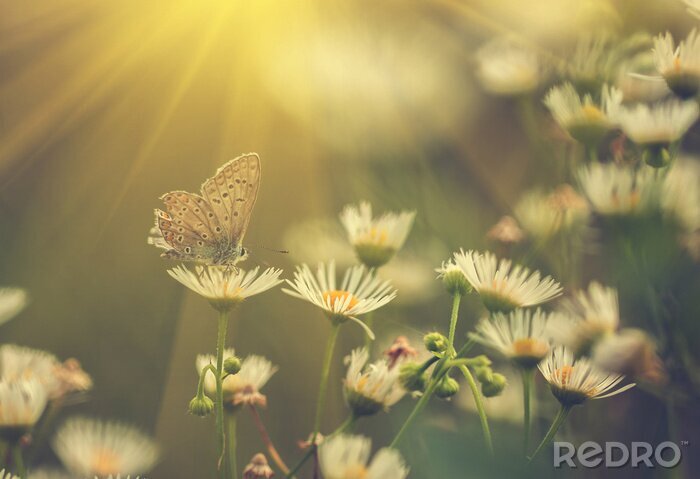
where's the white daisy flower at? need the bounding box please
[470,309,555,369]
[52,417,159,477]
[0,288,28,327]
[452,250,562,313]
[0,345,61,399]
[551,282,620,356]
[0,379,47,431]
[340,202,415,268]
[475,37,540,96]
[578,163,663,217]
[167,265,283,312]
[539,346,636,407]
[544,83,622,145]
[196,350,277,408]
[283,262,397,338]
[319,434,409,479]
[0,469,19,479]
[662,158,700,232]
[653,29,700,98]
[614,100,698,147]
[514,185,590,241]
[343,348,405,417]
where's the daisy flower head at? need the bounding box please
[614,100,698,166]
[283,262,397,338]
[319,434,409,479]
[452,250,562,313]
[470,309,555,369]
[475,37,540,97]
[52,417,159,477]
[539,346,635,407]
[167,265,283,313]
[196,350,277,408]
[578,162,663,217]
[435,258,471,296]
[0,288,27,327]
[0,379,48,436]
[514,185,590,241]
[552,282,620,356]
[653,29,700,99]
[0,344,62,399]
[662,158,700,232]
[340,202,415,268]
[343,348,405,417]
[544,83,622,146]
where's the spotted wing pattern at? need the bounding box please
[200,153,261,245]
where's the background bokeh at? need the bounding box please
[1,0,699,478]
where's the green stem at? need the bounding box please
[215,310,229,478]
[458,365,493,456]
[389,371,443,448]
[312,323,341,444]
[529,405,571,462]
[13,444,25,478]
[522,369,534,455]
[226,412,238,479]
[447,294,461,351]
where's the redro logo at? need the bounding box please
[553,441,682,468]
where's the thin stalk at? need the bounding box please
[226,412,238,479]
[522,368,534,455]
[215,310,229,477]
[249,405,290,475]
[389,373,442,448]
[529,405,571,462]
[12,444,25,478]
[312,323,341,444]
[447,294,461,351]
[458,365,493,456]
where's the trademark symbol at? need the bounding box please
[681,441,689,446]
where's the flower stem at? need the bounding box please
[249,405,290,475]
[389,372,442,448]
[226,412,238,479]
[522,368,534,455]
[215,310,229,477]
[448,294,461,351]
[529,405,571,462]
[458,364,493,456]
[13,444,25,478]
[312,322,341,444]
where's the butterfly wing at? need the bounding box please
[153,191,223,262]
[200,153,261,246]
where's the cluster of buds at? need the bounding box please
[472,359,507,398]
[189,353,244,418]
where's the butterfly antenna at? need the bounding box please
[251,245,289,254]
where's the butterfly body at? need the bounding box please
[148,153,260,266]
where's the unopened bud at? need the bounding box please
[424,332,449,355]
[189,395,214,417]
[435,375,460,399]
[399,362,427,392]
[481,373,507,398]
[243,453,275,479]
[224,356,242,375]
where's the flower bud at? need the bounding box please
[467,355,492,368]
[481,373,507,398]
[243,453,275,479]
[474,366,494,384]
[436,261,471,296]
[398,362,427,392]
[435,375,460,399]
[189,395,214,417]
[224,356,242,375]
[424,332,448,355]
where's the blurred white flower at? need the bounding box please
[452,250,562,312]
[539,346,635,407]
[343,348,405,416]
[686,0,700,18]
[662,158,700,232]
[0,469,18,479]
[476,37,541,96]
[544,83,622,144]
[515,185,590,241]
[0,379,47,430]
[614,100,698,146]
[0,288,28,327]
[470,309,555,369]
[26,469,72,479]
[591,328,664,383]
[167,265,283,312]
[0,345,60,399]
[319,434,408,479]
[196,350,277,408]
[653,29,700,98]
[340,202,415,268]
[283,262,396,338]
[486,216,525,245]
[53,417,159,477]
[578,163,662,216]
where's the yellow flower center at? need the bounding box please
[673,56,682,72]
[92,448,121,476]
[358,227,389,246]
[343,465,369,479]
[581,105,606,122]
[323,290,359,310]
[554,365,574,386]
[512,338,549,358]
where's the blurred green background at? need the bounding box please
[1,0,699,477]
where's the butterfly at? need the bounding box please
[148,153,261,266]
